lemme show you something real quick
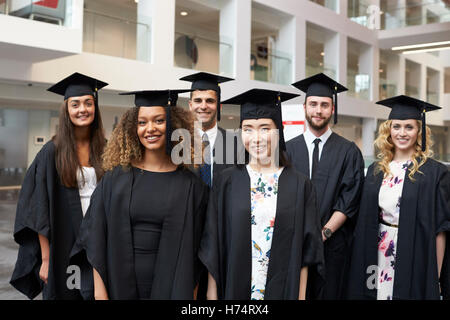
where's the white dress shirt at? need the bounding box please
[303,127,332,179]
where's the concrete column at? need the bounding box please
[293,16,306,81]
[219,0,237,76]
[233,0,251,81]
[339,0,348,16]
[338,33,347,87]
[420,64,427,101]
[324,32,339,79]
[138,0,175,65]
[398,55,406,94]
[275,16,296,84]
[362,117,377,158]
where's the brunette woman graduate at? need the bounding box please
[347,95,450,300]
[199,89,324,300]
[73,89,208,300]
[10,73,108,299]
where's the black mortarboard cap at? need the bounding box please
[119,89,193,155]
[376,95,441,151]
[47,72,108,100]
[291,73,347,124]
[179,72,234,122]
[221,89,300,151]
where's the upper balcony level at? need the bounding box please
[0,0,84,64]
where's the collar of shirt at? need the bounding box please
[303,127,332,178]
[303,127,332,147]
[197,123,218,148]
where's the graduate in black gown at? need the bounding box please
[347,95,450,300]
[180,71,237,187]
[180,72,238,300]
[199,89,324,300]
[286,73,365,300]
[10,73,108,299]
[73,89,209,300]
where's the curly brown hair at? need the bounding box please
[102,106,203,171]
[374,119,434,181]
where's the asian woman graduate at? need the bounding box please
[199,89,325,300]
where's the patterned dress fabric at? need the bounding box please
[377,160,411,300]
[247,165,284,300]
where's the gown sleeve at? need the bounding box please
[301,179,325,279]
[10,143,53,299]
[332,143,365,219]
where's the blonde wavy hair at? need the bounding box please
[102,106,202,171]
[374,119,433,181]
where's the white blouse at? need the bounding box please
[76,166,97,217]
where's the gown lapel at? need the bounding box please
[295,135,310,177]
[64,187,83,237]
[393,165,420,299]
[265,168,295,299]
[230,167,252,299]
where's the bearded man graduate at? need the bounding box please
[286,73,365,300]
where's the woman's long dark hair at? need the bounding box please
[53,98,106,188]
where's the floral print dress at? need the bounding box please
[247,165,284,300]
[377,160,411,300]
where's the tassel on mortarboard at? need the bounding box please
[166,90,173,155]
[421,107,426,152]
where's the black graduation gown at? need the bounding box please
[347,159,450,300]
[72,165,209,300]
[199,166,325,300]
[212,126,239,182]
[196,126,238,299]
[286,132,365,299]
[10,141,91,300]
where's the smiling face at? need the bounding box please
[137,106,167,152]
[189,90,218,130]
[390,119,419,154]
[67,95,96,127]
[304,96,334,132]
[241,118,279,165]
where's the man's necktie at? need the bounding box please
[199,133,212,187]
[312,138,321,179]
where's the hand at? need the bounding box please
[39,259,49,284]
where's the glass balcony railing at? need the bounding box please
[427,92,439,105]
[405,84,420,99]
[379,79,397,100]
[348,0,372,27]
[174,32,234,77]
[309,0,338,13]
[251,49,292,85]
[83,9,151,62]
[2,0,69,25]
[382,0,450,30]
[305,59,337,79]
[347,69,371,100]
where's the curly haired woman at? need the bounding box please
[347,95,450,300]
[74,90,209,300]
